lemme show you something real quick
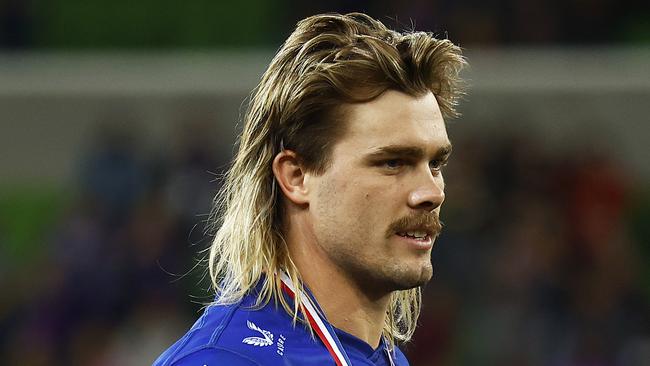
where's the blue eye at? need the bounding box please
[384,159,403,169]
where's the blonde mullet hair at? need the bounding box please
[209,12,466,344]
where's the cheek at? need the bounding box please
[314,175,354,224]
[355,183,402,227]
[315,170,403,231]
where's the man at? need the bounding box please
[154,12,465,366]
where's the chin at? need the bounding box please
[384,263,433,291]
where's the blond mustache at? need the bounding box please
[385,212,443,239]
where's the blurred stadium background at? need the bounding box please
[1,1,649,365]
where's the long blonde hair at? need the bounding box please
[208,12,466,344]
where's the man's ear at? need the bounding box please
[272,150,310,205]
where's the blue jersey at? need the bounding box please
[153,284,410,366]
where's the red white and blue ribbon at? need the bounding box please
[279,271,352,366]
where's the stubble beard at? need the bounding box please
[347,211,441,294]
[328,239,437,297]
[332,252,433,299]
[317,209,442,296]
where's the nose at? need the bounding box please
[407,175,445,211]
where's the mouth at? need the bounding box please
[395,230,433,249]
[396,230,431,240]
[387,213,442,250]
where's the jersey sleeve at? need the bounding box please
[168,347,263,366]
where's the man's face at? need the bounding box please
[306,90,450,294]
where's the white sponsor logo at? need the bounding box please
[242,320,274,347]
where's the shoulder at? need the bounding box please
[153,296,328,366]
[164,347,262,366]
[153,302,241,365]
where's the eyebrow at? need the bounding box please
[366,143,453,160]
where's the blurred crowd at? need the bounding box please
[0,113,648,365]
[0,120,228,365]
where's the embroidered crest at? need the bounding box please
[242,320,274,347]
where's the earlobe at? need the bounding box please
[272,150,310,205]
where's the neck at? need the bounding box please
[305,267,390,349]
[285,216,391,349]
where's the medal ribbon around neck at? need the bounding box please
[279,271,352,366]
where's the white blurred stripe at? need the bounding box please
[0,47,648,96]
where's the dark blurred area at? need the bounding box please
[1,1,649,365]
[0,0,649,49]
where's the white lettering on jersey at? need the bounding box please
[276,334,286,356]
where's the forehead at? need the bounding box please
[336,90,448,154]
